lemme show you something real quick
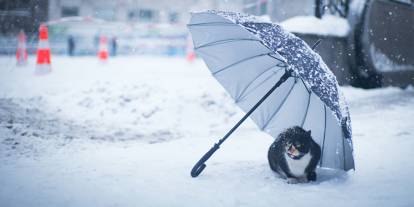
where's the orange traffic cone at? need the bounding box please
[186,35,195,62]
[16,30,28,66]
[98,36,108,61]
[35,24,52,75]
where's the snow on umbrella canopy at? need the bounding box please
[188,10,354,171]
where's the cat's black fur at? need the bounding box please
[268,126,321,183]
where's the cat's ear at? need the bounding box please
[307,130,312,135]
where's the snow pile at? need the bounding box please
[280,15,351,37]
[0,56,239,145]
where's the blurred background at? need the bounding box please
[1,0,321,57]
[1,0,413,87]
[1,0,268,56]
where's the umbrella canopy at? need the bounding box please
[188,10,354,171]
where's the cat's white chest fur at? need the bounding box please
[285,153,311,177]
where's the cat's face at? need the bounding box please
[285,131,312,159]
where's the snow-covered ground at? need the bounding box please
[0,56,413,207]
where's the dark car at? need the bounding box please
[348,0,414,87]
[306,0,414,88]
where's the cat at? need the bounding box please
[268,126,321,184]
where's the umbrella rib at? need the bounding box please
[320,105,327,167]
[268,53,288,67]
[235,64,283,103]
[212,53,270,75]
[261,78,296,130]
[300,92,311,127]
[195,38,261,50]
[342,129,346,169]
[236,69,281,103]
[299,78,311,93]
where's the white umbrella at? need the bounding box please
[188,11,354,177]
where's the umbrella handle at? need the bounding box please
[190,70,292,178]
[191,143,220,177]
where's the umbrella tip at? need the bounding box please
[311,39,323,51]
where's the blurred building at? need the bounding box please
[243,0,315,22]
[48,0,244,24]
[48,0,315,24]
[0,0,244,36]
[0,0,315,36]
[0,0,48,34]
[0,0,314,56]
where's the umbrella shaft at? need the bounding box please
[218,70,292,145]
[191,70,292,178]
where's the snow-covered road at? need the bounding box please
[0,56,413,207]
